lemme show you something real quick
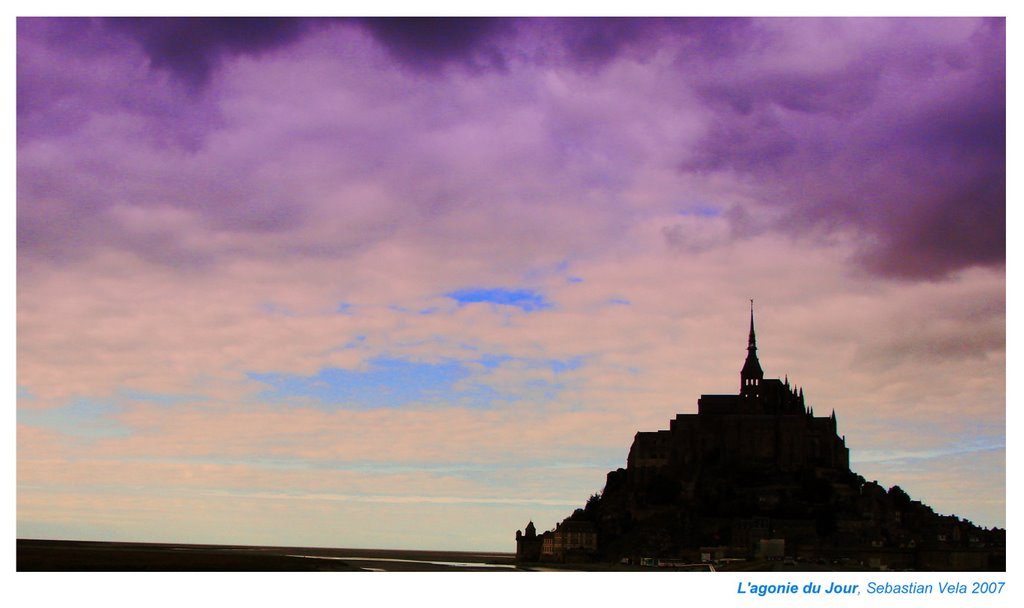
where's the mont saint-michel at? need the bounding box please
[516,307,1005,571]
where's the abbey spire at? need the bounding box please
[740,300,764,397]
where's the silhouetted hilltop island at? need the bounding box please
[516,305,1005,571]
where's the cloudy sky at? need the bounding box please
[16,17,1005,551]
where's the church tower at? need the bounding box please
[740,300,763,398]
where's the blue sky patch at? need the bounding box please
[117,389,197,406]
[251,357,478,409]
[446,287,551,312]
[249,354,585,410]
[477,354,514,369]
[261,302,296,316]
[549,357,584,373]
[18,397,131,440]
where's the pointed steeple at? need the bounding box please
[740,300,764,397]
[747,300,757,351]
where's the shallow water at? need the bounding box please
[286,554,519,570]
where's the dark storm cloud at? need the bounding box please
[353,18,749,73]
[16,17,1005,282]
[17,18,321,266]
[547,17,755,69]
[555,18,651,67]
[110,17,518,79]
[356,17,514,73]
[103,17,324,89]
[17,18,220,146]
[682,18,1005,280]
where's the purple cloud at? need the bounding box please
[17,18,219,147]
[17,17,1004,280]
[680,18,1005,279]
[103,17,323,90]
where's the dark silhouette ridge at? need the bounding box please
[516,305,1005,571]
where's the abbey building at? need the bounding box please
[629,305,848,496]
[516,306,1004,570]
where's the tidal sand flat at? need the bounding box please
[17,539,518,572]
